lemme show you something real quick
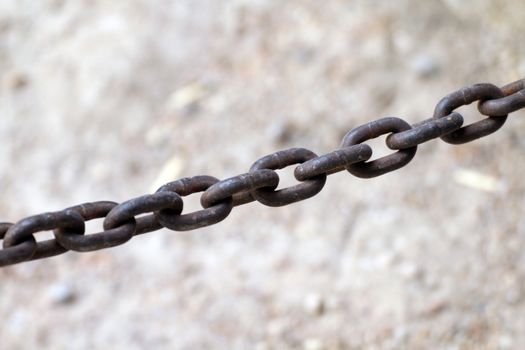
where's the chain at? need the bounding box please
[1,79,524,267]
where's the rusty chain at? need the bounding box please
[1,79,524,267]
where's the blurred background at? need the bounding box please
[1,0,525,349]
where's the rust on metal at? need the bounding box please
[478,78,525,117]
[0,78,524,267]
[341,117,417,178]
[433,83,507,144]
[155,176,233,231]
[249,148,327,207]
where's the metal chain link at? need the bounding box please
[1,78,524,267]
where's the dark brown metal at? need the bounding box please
[478,79,525,117]
[155,176,233,231]
[0,240,37,266]
[434,83,507,144]
[249,148,327,207]
[386,112,464,150]
[0,223,13,240]
[104,192,183,235]
[1,211,85,266]
[0,77,523,267]
[54,201,134,252]
[0,222,35,267]
[201,170,279,208]
[342,117,417,178]
[294,144,373,181]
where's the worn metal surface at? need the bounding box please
[341,117,418,178]
[156,176,234,231]
[250,148,327,207]
[0,78,524,267]
[434,83,508,144]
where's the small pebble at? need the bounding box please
[4,71,28,90]
[149,156,184,193]
[410,54,440,78]
[166,82,208,114]
[397,262,421,280]
[266,120,297,145]
[304,293,325,316]
[303,338,323,350]
[47,283,76,305]
[420,299,448,317]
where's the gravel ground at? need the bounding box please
[1,1,525,349]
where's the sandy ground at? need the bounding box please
[1,1,525,349]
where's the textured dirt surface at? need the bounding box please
[1,1,525,349]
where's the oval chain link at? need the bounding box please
[53,201,133,252]
[478,79,525,117]
[201,169,279,208]
[341,117,417,178]
[1,211,85,266]
[386,113,464,150]
[155,176,233,231]
[249,148,327,207]
[104,191,183,236]
[433,83,507,144]
[0,78,523,266]
[294,144,373,181]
